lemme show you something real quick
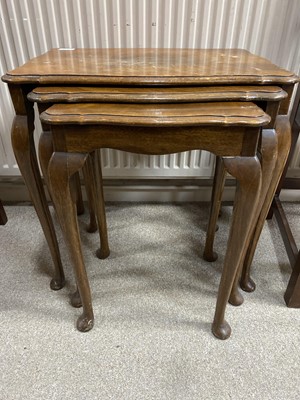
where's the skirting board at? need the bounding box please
[0,177,235,203]
[0,178,299,203]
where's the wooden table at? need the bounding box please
[2,48,299,336]
[40,99,271,338]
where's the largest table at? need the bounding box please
[2,48,299,335]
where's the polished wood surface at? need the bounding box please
[3,48,298,85]
[41,106,265,158]
[28,85,287,104]
[41,102,271,127]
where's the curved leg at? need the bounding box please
[70,151,109,309]
[12,117,65,290]
[82,157,98,233]
[74,173,85,216]
[203,156,226,262]
[38,131,54,196]
[39,130,85,217]
[70,287,82,308]
[212,156,262,340]
[93,151,110,259]
[229,128,278,305]
[48,152,94,332]
[240,116,291,292]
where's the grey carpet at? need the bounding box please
[0,203,300,400]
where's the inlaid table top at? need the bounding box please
[2,48,299,85]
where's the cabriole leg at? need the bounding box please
[240,116,291,292]
[82,156,98,233]
[93,151,110,259]
[12,117,65,290]
[229,128,278,305]
[203,156,226,262]
[212,156,262,340]
[48,151,94,332]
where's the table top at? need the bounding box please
[2,48,299,86]
[28,85,287,103]
[40,102,271,127]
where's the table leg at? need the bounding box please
[69,151,110,310]
[11,116,65,290]
[38,131,55,195]
[73,173,85,216]
[39,131,86,217]
[48,151,94,332]
[212,156,262,340]
[82,156,98,233]
[93,151,110,260]
[203,156,226,262]
[239,116,291,292]
[285,251,300,307]
[229,128,278,305]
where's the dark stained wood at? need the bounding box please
[0,200,7,225]
[212,156,262,339]
[82,156,98,234]
[285,249,300,308]
[203,126,279,305]
[275,85,300,196]
[273,196,298,266]
[93,151,110,260]
[204,116,292,296]
[230,127,278,302]
[203,156,226,262]
[268,85,300,308]
[240,116,292,291]
[48,151,94,332]
[282,177,300,189]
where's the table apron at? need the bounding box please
[51,124,260,157]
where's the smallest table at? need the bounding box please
[40,101,271,339]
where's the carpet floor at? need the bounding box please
[0,202,300,400]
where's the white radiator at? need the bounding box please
[1,0,300,183]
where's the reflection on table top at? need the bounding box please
[3,48,299,85]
